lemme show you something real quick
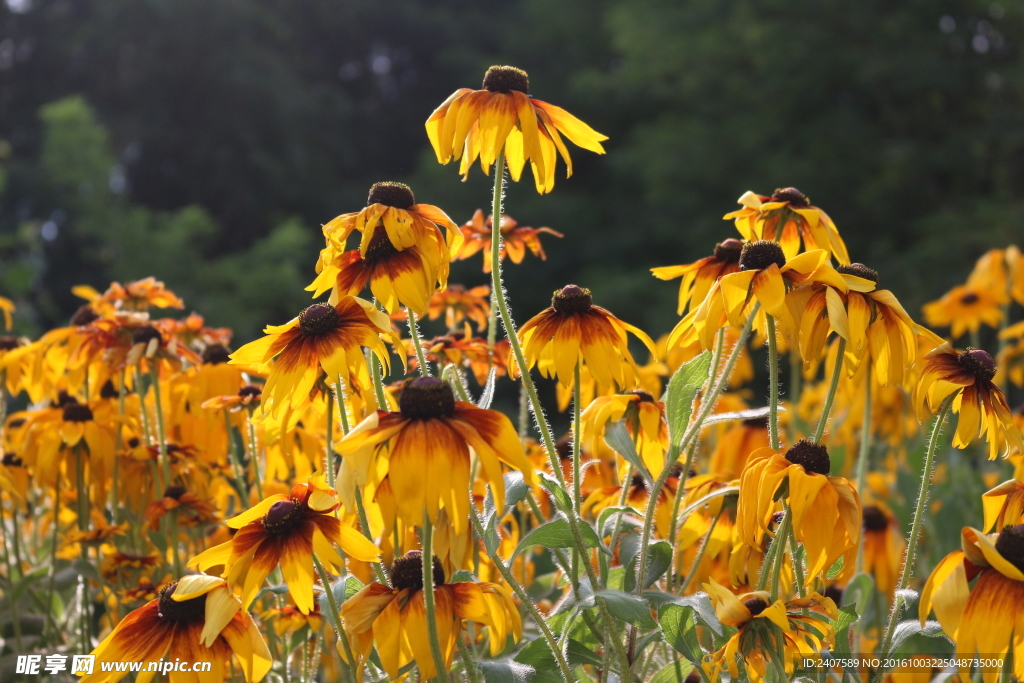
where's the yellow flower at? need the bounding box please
[80,574,271,683]
[981,478,1024,532]
[919,525,1024,683]
[426,284,491,332]
[341,551,521,679]
[426,66,607,193]
[73,277,185,313]
[860,503,904,596]
[189,477,381,614]
[736,442,861,584]
[724,188,850,264]
[513,285,656,390]
[0,295,14,329]
[230,297,393,417]
[337,377,534,536]
[581,390,668,477]
[651,238,744,315]
[702,578,837,683]
[456,209,563,273]
[915,343,1023,459]
[922,284,1004,340]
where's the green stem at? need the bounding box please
[766,314,780,451]
[336,375,351,435]
[247,416,263,499]
[368,347,388,410]
[756,510,787,593]
[112,368,127,523]
[874,396,953,679]
[313,554,357,683]
[854,366,873,576]
[224,411,249,500]
[325,390,335,489]
[768,511,791,602]
[469,510,573,683]
[149,366,172,491]
[1,492,24,651]
[42,480,61,645]
[785,505,806,598]
[678,511,722,595]
[420,512,452,683]
[572,363,583,513]
[354,487,390,586]
[457,637,482,683]
[408,309,431,377]
[812,338,847,444]
[789,348,803,445]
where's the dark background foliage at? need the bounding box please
[1,0,1022,345]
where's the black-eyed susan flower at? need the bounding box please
[715,242,849,347]
[582,465,682,541]
[982,478,1024,532]
[80,574,271,683]
[724,188,850,264]
[426,284,491,332]
[309,225,439,316]
[21,397,120,488]
[708,417,770,481]
[736,441,861,584]
[229,297,393,416]
[0,295,14,329]
[340,551,521,679]
[144,485,219,531]
[456,210,563,273]
[513,285,656,390]
[581,390,668,477]
[73,277,185,314]
[861,504,904,596]
[922,284,1005,341]
[915,343,1023,459]
[426,66,607,194]
[651,238,744,315]
[792,262,918,386]
[919,525,1024,683]
[337,377,534,536]
[702,578,837,683]
[189,477,381,614]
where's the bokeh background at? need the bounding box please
[1,0,1022,345]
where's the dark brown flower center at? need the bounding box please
[70,305,100,326]
[785,439,831,476]
[364,226,401,261]
[837,263,880,284]
[739,240,786,272]
[390,551,446,591]
[262,499,303,536]
[202,344,231,365]
[163,485,188,500]
[628,389,656,403]
[55,391,77,408]
[631,472,646,489]
[298,304,340,337]
[158,583,207,624]
[0,336,19,351]
[555,434,573,461]
[958,348,996,383]
[99,380,119,399]
[995,524,1024,573]
[743,597,769,616]
[743,416,769,428]
[823,584,843,605]
[62,403,94,423]
[862,506,888,532]
[770,187,810,208]
[552,285,593,314]
[132,325,162,347]
[960,292,980,305]
[399,377,456,419]
[482,65,529,94]
[367,182,415,209]
[239,384,263,400]
[2,453,23,467]
[713,238,744,263]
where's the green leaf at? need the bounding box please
[538,472,574,516]
[597,505,642,539]
[665,351,711,445]
[344,575,365,599]
[478,659,534,683]
[659,603,703,663]
[699,406,772,426]
[632,630,664,660]
[604,422,651,485]
[624,539,673,592]
[649,660,695,683]
[504,471,529,509]
[451,570,477,583]
[826,554,845,580]
[515,637,601,674]
[513,517,601,559]
[595,589,657,629]
[890,619,947,653]
[842,573,874,623]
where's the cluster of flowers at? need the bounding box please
[1,65,1024,683]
